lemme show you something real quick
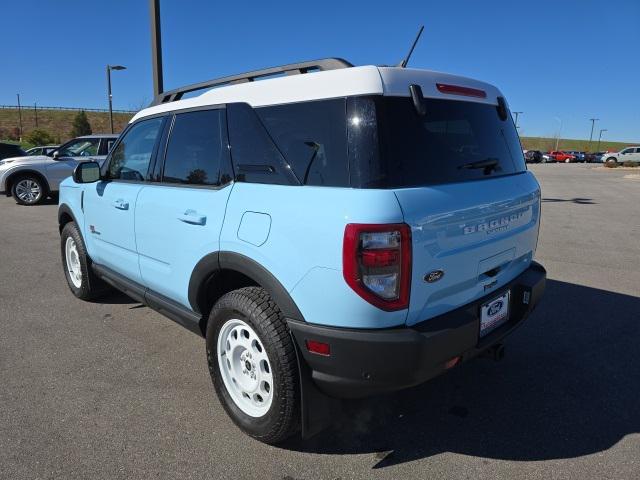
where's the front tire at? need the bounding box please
[12,175,46,205]
[606,157,617,164]
[60,222,111,300]
[206,287,300,444]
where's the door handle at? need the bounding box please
[178,209,207,225]
[112,199,129,210]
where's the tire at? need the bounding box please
[11,174,46,205]
[606,157,617,163]
[60,222,111,300]
[206,287,300,444]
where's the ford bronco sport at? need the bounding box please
[58,58,546,444]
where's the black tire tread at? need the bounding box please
[60,222,111,300]
[11,174,47,205]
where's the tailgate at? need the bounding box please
[394,172,541,326]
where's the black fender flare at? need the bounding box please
[187,251,305,322]
[58,203,79,232]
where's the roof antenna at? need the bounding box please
[398,25,424,68]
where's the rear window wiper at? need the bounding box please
[459,158,499,174]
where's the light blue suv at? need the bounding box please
[58,59,546,444]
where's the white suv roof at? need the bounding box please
[132,64,503,123]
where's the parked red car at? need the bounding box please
[548,151,576,163]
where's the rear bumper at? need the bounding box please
[288,261,546,398]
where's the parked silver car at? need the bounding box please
[0,134,117,205]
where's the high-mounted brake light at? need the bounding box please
[343,224,411,311]
[436,83,487,98]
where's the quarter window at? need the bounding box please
[162,109,228,186]
[255,99,349,187]
[107,117,163,181]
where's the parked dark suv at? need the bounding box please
[524,150,543,163]
[0,142,26,161]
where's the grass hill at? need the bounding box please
[520,136,635,153]
[0,107,135,147]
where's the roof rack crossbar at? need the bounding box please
[150,58,353,106]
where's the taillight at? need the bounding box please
[343,223,411,311]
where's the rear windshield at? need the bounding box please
[347,96,526,188]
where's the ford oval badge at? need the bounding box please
[488,301,503,316]
[424,270,444,283]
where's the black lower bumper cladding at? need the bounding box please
[288,262,546,399]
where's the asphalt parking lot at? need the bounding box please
[1,164,638,479]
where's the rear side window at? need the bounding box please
[348,96,526,188]
[227,102,297,185]
[256,99,349,187]
[162,109,229,186]
[107,117,163,181]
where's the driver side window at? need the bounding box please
[107,117,163,181]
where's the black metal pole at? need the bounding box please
[34,102,38,128]
[588,118,598,152]
[16,93,23,141]
[149,0,164,98]
[597,129,606,152]
[107,66,114,134]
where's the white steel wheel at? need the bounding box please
[64,237,82,288]
[217,318,274,417]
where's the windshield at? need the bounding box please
[347,96,526,188]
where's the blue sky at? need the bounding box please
[3,0,639,141]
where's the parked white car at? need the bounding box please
[0,134,117,205]
[603,146,640,164]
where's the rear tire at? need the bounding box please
[60,222,111,300]
[206,287,300,444]
[12,175,46,205]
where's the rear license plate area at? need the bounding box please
[480,290,510,337]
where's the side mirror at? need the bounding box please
[53,151,60,159]
[73,161,101,184]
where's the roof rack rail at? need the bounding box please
[149,58,354,106]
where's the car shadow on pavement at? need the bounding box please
[90,290,140,306]
[286,280,640,468]
[542,197,596,204]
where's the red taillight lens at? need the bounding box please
[343,223,411,311]
[436,83,487,98]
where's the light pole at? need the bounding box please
[588,118,599,151]
[107,65,127,134]
[597,128,607,152]
[513,111,523,129]
[16,93,23,142]
[34,102,38,128]
[149,0,164,97]
[554,117,562,151]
